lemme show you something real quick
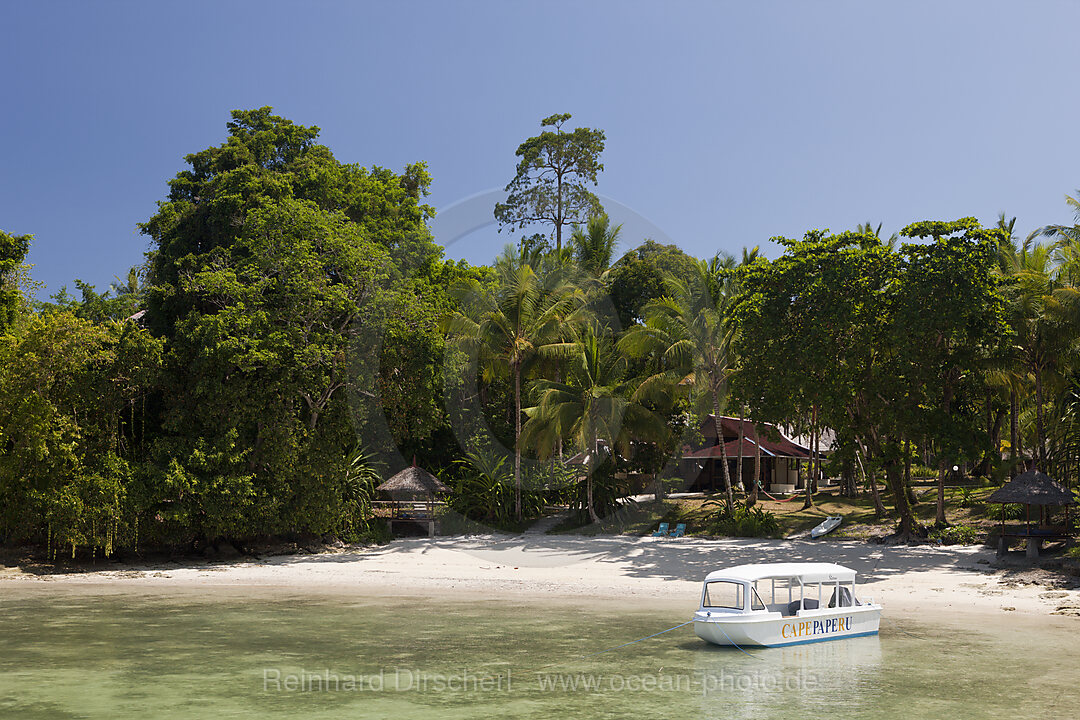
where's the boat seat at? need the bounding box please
[828,586,857,608]
[785,599,818,615]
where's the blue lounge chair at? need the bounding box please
[651,522,670,537]
[669,523,686,539]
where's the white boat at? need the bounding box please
[692,562,882,647]
[810,515,842,538]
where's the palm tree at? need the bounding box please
[522,327,670,522]
[110,266,142,297]
[1002,235,1075,469]
[570,214,622,278]
[442,247,585,520]
[619,253,740,507]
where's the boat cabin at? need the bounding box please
[699,563,861,617]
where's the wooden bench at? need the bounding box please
[998,526,1073,558]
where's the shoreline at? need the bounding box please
[3,535,1079,621]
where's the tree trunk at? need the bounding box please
[857,442,886,518]
[712,395,734,509]
[904,438,917,507]
[1009,386,1018,477]
[885,458,917,538]
[736,408,746,494]
[750,422,761,506]
[587,430,600,524]
[979,387,992,476]
[802,407,816,510]
[841,457,855,498]
[936,456,948,527]
[1035,369,1046,470]
[514,364,522,522]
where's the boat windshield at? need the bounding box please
[749,577,859,614]
[702,581,744,610]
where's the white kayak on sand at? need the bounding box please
[810,515,842,539]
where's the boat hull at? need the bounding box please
[694,605,881,648]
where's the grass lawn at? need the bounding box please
[549,484,1006,543]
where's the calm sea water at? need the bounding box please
[0,585,1076,718]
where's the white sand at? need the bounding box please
[3,535,1078,621]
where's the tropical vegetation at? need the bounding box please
[3,108,1080,557]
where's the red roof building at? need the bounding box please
[682,415,817,494]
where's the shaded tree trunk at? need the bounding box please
[712,395,734,508]
[750,422,761,506]
[587,429,600,524]
[857,440,886,519]
[1012,388,1023,475]
[514,364,522,522]
[935,454,948,526]
[904,438,918,507]
[736,408,745,494]
[1035,369,1046,469]
[885,458,917,538]
[803,406,817,510]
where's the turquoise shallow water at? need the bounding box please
[0,585,1077,718]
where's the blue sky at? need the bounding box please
[3,1,1079,298]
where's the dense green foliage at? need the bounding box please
[4,108,1080,554]
[0,229,31,332]
[703,502,781,538]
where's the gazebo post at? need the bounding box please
[999,503,1006,557]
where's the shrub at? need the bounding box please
[568,457,631,523]
[704,502,781,538]
[1002,503,1024,521]
[446,448,546,529]
[929,524,979,545]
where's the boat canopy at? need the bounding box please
[704,563,856,584]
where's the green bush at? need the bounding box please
[446,448,546,529]
[1002,503,1024,521]
[929,524,980,545]
[704,502,781,538]
[568,457,631,523]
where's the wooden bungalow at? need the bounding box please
[987,469,1076,558]
[682,416,816,494]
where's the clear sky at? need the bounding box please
[3,1,1080,298]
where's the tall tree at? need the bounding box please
[734,222,1008,538]
[494,113,605,253]
[139,107,430,540]
[733,229,914,534]
[522,328,670,522]
[895,219,1010,526]
[620,254,740,508]
[570,214,621,277]
[442,248,585,520]
[607,240,699,328]
[0,229,31,332]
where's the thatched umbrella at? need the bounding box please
[376,462,450,528]
[987,470,1076,555]
[376,465,451,497]
[986,470,1075,506]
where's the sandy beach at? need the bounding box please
[3,535,1079,622]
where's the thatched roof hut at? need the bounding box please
[986,470,1076,506]
[376,465,451,497]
